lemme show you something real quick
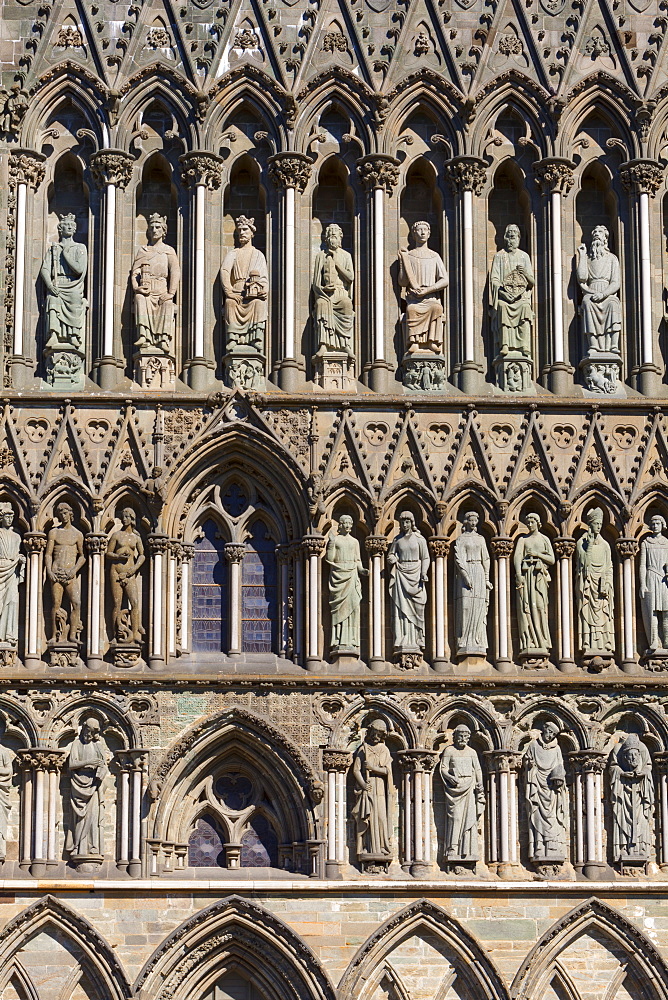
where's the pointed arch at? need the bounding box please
[135,895,335,1000]
[511,696,589,750]
[294,73,374,155]
[205,75,286,152]
[470,80,550,161]
[384,83,461,156]
[557,77,639,161]
[22,68,108,149]
[115,75,199,152]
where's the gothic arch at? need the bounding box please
[21,74,107,150]
[386,90,461,157]
[328,695,417,750]
[295,76,374,155]
[471,88,549,162]
[510,897,668,1000]
[557,81,639,161]
[425,696,504,750]
[205,80,285,152]
[135,895,335,1000]
[115,77,199,153]
[41,692,141,749]
[510,696,589,750]
[338,898,509,1000]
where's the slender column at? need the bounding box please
[24,532,46,668]
[574,770,584,867]
[292,542,304,663]
[397,750,438,878]
[616,537,639,673]
[428,537,450,673]
[485,750,522,878]
[19,759,32,869]
[444,157,487,393]
[534,158,575,394]
[167,541,181,659]
[90,150,134,389]
[302,535,325,669]
[491,538,513,673]
[180,543,193,654]
[224,543,246,656]
[179,152,223,389]
[554,538,576,672]
[128,750,148,877]
[488,772,498,863]
[268,153,313,391]
[365,535,388,671]
[570,750,607,879]
[147,534,170,669]
[620,159,664,395]
[356,156,400,392]
[277,544,291,658]
[8,150,45,388]
[17,749,65,877]
[322,748,351,878]
[655,753,668,869]
[116,752,131,871]
[85,533,107,670]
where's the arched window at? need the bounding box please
[242,520,277,653]
[192,519,228,652]
[202,973,265,1000]
[188,814,225,867]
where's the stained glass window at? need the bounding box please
[241,520,277,653]
[240,814,279,867]
[188,815,224,867]
[192,519,227,652]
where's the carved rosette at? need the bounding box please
[569,749,607,774]
[365,535,388,557]
[620,159,664,197]
[428,536,450,559]
[8,149,46,190]
[322,748,352,772]
[554,537,576,559]
[179,151,223,191]
[444,156,487,196]
[90,149,134,190]
[356,155,400,195]
[268,152,312,192]
[301,534,326,557]
[490,536,513,559]
[534,157,575,196]
[223,542,247,564]
[616,537,639,559]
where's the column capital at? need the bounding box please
[397,749,439,773]
[17,748,67,771]
[534,157,576,196]
[653,751,668,772]
[23,531,47,554]
[620,158,664,197]
[147,532,171,556]
[223,542,247,564]
[179,150,224,191]
[444,155,487,196]
[484,749,523,772]
[356,154,400,194]
[181,542,195,562]
[569,749,607,773]
[428,536,450,558]
[490,536,513,559]
[85,532,107,555]
[322,747,352,772]
[616,536,639,558]
[554,536,576,559]
[301,534,326,557]
[9,148,46,190]
[365,534,388,556]
[90,148,134,190]
[268,152,312,192]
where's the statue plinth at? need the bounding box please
[44,347,85,391]
[70,853,104,874]
[401,352,446,392]
[110,640,144,669]
[642,648,668,672]
[312,352,356,392]
[134,351,176,391]
[0,643,17,668]
[358,851,392,875]
[48,639,84,670]
[224,347,266,391]
[580,352,625,396]
[493,352,535,394]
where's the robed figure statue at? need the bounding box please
[439,724,485,869]
[351,719,394,872]
[66,717,108,861]
[387,511,430,655]
[325,515,367,656]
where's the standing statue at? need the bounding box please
[576,226,621,355]
[490,224,535,358]
[523,719,567,863]
[351,719,394,871]
[575,508,614,655]
[609,734,654,864]
[514,513,555,656]
[0,721,13,863]
[640,514,668,653]
[387,511,430,658]
[131,213,180,353]
[107,508,145,644]
[65,716,108,860]
[312,223,355,357]
[454,512,492,657]
[439,724,485,869]
[221,216,268,353]
[324,515,368,656]
[0,502,25,649]
[40,213,88,353]
[45,502,85,643]
[398,221,448,355]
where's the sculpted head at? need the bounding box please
[57,213,77,239]
[463,510,479,533]
[55,502,74,526]
[650,514,666,536]
[524,512,541,533]
[235,215,256,246]
[337,514,353,535]
[81,716,101,743]
[586,507,604,536]
[620,733,643,771]
[590,226,609,258]
[366,718,388,745]
[324,223,343,250]
[541,719,560,743]
[504,224,520,251]
[411,220,431,246]
[398,510,416,534]
[0,502,14,529]
[120,507,136,528]
[453,723,472,749]
[147,213,167,243]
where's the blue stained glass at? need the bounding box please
[241,521,277,653]
[192,519,228,652]
[240,814,279,867]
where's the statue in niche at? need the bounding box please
[40,213,88,354]
[0,719,13,863]
[0,502,25,650]
[609,733,654,864]
[639,514,668,653]
[523,719,567,863]
[439,724,485,870]
[221,216,268,354]
[351,719,394,872]
[575,507,614,655]
[398,221,448,355]
[576,226,621,355]
[312,223,355,357]
[45,502,85,644]
[490,224,534,358]
[514,513,555,657]
[387,511,430,661]
[66,716,108,861]
[454,512,492,657]
[131,213,180,354]
[325,514,368,656]
[107,508,145,644]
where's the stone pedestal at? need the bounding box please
[494,354,535,394]
[70,853,104,874]
[134,352,176,390]
[48,640,84,669]
[401,352,446,391]
[312,352,356,392]
[580,352,625,396]
[44,348,85,391]
[642,648,668,672]
[224,349,266,390]
[0,643,17,668]
[358,851,391,875]
[110,640,144,669]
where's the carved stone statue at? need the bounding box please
[576,226,621,355]
[439,724,485,869]
[609,734,654,864]
[45,502,85,644]
[107,508,145,644]
[325,515,368,656]
[0,503,24,650]
[131,213,180,354]
[65,716,108,862]
[351,719,394,872]
[575,507,614,655]
[312,223,354,356]
[398,221,448,356]
[0,722,13,863]
[640,514,668,653]
[523,720,567,863]
[40,213,88,389]
[514,513,554,657]
[221,215,268,353]
[387,511,430,662]
[490,224,534,358]
[454,512,492,657]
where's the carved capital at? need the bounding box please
[85,532,107,556]
[17,748,67,771]
[554,537,576,559]
[179,150,223,191]
[653,751,668,774]
[301,534,326,557]
[365,534,388,556]
[223,542,247,564]
[268,152,312,192]
[569,749,607,774]
[428,536,450,559]
[490,536,513,559]
[534,157,575,196]
[616,537,639,559]
[9,148,46,190]
[484,749,523,772]
[170,540,183,560]
[620,158,664,197]
[24,531,47,554]
[181,543,195,563]
[322,748,352,772]
[356,154,400,195]
[148,533,171,556]
[90,149,134,190]
[444,156,487,196]
[397,749,439,773]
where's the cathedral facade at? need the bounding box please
[2,0,668,999]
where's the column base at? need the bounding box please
[148,655,165,671]
[305,655,321,671]
[325,860,344,879]
[458,361,484,394]
[368,359,393,393]
[92,355,124,390]
[86,653,104,671]
[184,356,215,392]
[127,858,142,878]
[432,657,453,674]
[369,657,386,673]
[496,860,518,880]
[583,860,608,880]
[638,363,662,397]
[621,657,639,674]
[277,358,300,392]
[495,657,513,674]
[24,654,42,670]
[410,859,434,879]
[30,859,47,877]
[9,355,34,389]
[558,658,577,673]
[549,362,574,395]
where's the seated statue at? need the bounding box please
[489,224,534,358]
[221,216,268,353]
[398,221,448,355]
[312,223,354,357]
[576,225,621,355]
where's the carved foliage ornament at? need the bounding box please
[534,159,575,195]
[90,150,133,190]
[620,159,664,197]
[445,157,487,195]
[356,156,400,194]
[9,151,45,190]
[179,153,223,191]
[323,32,348,52]
[268,154,312,192]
